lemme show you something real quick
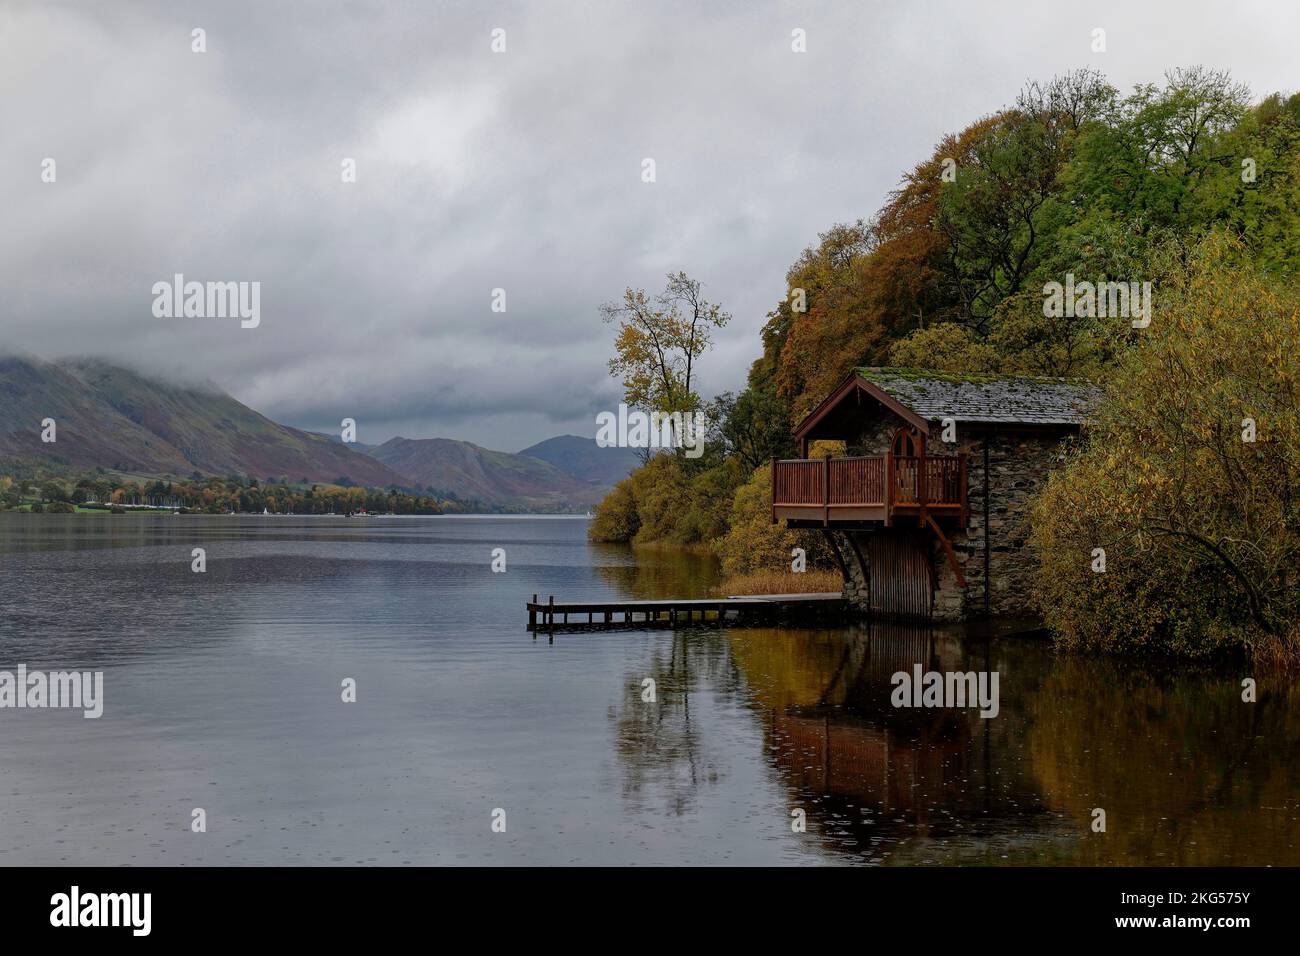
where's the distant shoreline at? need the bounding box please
[2,508,594,518]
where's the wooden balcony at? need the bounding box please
[772,454,967,527]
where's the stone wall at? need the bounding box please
[831,529,869,608]
[957,430,1070,619]
[835,415,1071,621]
[847,418,900,457]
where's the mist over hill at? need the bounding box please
[517,435,639,487]
[369,436,614,511]
[0,355,407,486]
[1,354,625,510]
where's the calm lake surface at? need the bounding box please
[0,514,1295,866]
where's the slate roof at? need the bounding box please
[857,367,1101,426]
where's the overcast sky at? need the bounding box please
[2,0,1296,452]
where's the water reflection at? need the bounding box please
[734,623,1064,863]
[591,543,721,600]
[1022,656,1300,865]
[3,516,1295,865]
[614,620,1300,865]
[610,630,741,815]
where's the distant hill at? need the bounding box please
[1,354,626,510]
[370,436,608,511]
[314,432,378,454]
[517,434,638,486]
[0,355,408,487]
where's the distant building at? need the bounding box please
[773,368,1101,621]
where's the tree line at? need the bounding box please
[0,472,446,515]
[591,66,1300,663]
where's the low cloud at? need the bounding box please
[2,0,1296,450]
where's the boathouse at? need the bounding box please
[772,368,1101,621]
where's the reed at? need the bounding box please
[712,569,842,597]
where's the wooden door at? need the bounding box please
[891,427,922,503]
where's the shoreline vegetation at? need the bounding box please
[590,67,1300,668]
[0,472,446,516]
[714,569,842,597]
[0,461,608,517]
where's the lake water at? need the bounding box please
[0,514,1295,866]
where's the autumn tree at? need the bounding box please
[1030,233,1300,660]
[601,272,731,429]
[713,462,832,577]
[888,322,999,374]
[758,113,1014,418]
[758,221,876,418]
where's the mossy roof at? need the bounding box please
[855,367,1102,425]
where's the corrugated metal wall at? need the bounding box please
[867,531,934,619]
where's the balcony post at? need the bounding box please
[822,455,830,526]
[884,449,893,527]
[917,431,928,524]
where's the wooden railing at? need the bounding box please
[772,458,825,505]
[772,453,967,525]
[829,456,886,505]
[890,455,964,506]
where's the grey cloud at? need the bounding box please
[2,0,1296,451]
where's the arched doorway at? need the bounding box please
[891,426,921,458]
[891,426,925,504]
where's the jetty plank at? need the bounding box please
[526,592,846,632]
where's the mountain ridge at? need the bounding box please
[0,355,622,511]
[369,435,610,511]
[0,355,409,486]
[517,434,638,487]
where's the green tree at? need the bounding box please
[1068,67,1250,230]
[714,387,796,470]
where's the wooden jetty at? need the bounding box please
[526,592,848,632]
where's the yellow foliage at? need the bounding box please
[1030,233,1300,660]
[713,569,841,596]
[713,463,833,577]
